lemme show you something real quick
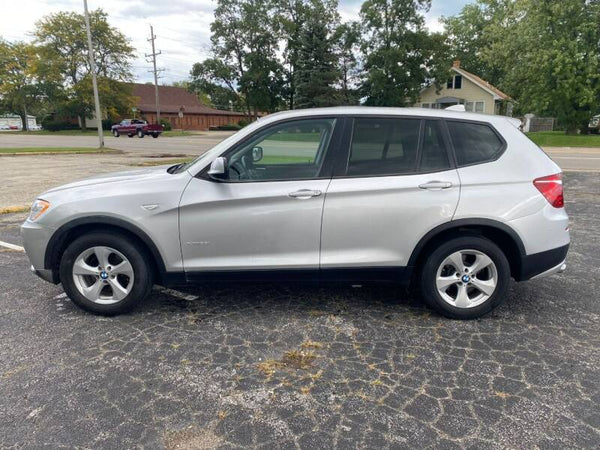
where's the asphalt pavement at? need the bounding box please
[0,172,598,449]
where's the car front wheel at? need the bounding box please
[419,236,510,319]
[137,129,144,138]
[113,129,119,137]
[59,232,153,315]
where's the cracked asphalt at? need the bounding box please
[0,172,599,449]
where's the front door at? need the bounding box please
[179,117,339,272]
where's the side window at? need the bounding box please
[347,118,420,176]
[420,120,450,172]
[224,118,336,181]
[447,121,504,166]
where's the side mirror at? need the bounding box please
[251,146,263,162]
[208,156,228,180]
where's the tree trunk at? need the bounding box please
[79,114,87,131]
[20,104,29,132]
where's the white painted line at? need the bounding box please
[0,240,24,252]
[154,286,199,301]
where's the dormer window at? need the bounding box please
[447,75,462,89]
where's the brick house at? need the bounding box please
[132,83,246,131]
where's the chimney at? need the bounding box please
[452,60,461,68]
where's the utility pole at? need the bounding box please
[83,0,104,148]
[145,25,164,125]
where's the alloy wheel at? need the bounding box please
[72,246,134,304]
[435,249,498,309]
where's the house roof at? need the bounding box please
[452,65,511,101]
[131,83,244,116]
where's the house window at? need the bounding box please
[447,79,453,89]
[454,75,462,89]
[465,101,485,113]
[422,103,430,108]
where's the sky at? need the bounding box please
[0,0,472,85]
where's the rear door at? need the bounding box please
[320,117,460,269]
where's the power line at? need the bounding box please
[145,25,165,124]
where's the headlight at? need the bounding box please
[28,199,50,221]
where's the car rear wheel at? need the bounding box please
[59,232,153,315]
[137,129,144,138]
[113,129,119,137]
[152,132,159,138]
[419,236,510,319]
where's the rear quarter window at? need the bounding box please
[447,121,504,166]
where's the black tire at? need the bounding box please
[151,132,159,138]
[113,129,120,137]
[128,134,133,138]
[59,232,153,315]
[419,236,510,320]
[137,129,144,138]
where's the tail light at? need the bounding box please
[533,173,564,208]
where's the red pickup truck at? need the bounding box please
[111,119,163,138]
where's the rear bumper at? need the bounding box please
[518,244,569,281]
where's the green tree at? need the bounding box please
[441,0,516,87]
[501,0,600,133]
[359,0,451,106]
[294,0,341,108]
[33,9,135,129]
[445,0,600,133]
[207,0,284,117]
[189,58,245,111]
[0,40,50,131]
[333,21,361,105]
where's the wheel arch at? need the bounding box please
[44,216,167,284]
[408,219,526,281]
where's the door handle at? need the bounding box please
[288,189,322,199]
[418,181,453,190]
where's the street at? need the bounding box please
[0,172,598,448]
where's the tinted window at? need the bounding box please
[447,121,503,166]
[224,118,335,181]
[420,120,450,171]
[347,118,419,176]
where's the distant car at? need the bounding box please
[111,119,162,138]
[8,125,19,130]
[0,124,10,131]
[588,115,600,134]
[22,107,569,319]
[28,125,42,131]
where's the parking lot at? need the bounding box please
[0,170,598,448]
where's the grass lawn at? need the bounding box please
[0,147,118,154]
[3,130,99,136]
[134,158,193,167]
[526,131,600,147]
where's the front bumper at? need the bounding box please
[30,265,58,284]
[21,220,57,284]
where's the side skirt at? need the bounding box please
[161,267,413,288]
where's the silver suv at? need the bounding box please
[21,107,569,319]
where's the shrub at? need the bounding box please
[41,119,79,132]
[159,118,172,131]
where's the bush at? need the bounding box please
[211,123,242,131]
[237,119,251,128]
[41,119,79,132]
[101,119,113,131]
[159,119,172,131]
